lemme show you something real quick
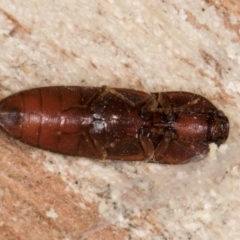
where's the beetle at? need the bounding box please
[0,86,229,164]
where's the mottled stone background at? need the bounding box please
[0,1,239,239]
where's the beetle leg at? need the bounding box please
[91,86,160,115]
[62,86,123,111]
[60,87,105,111]
[140,96,159,113]
[139,129,155,160]
[81,86,115,107]
[154,137,210,164]
[89,86,141,115]
[153,136,171,163]
[107,87,138,107]
[83,131,107,160]
[83,89,104,107]
[65,86,120,109]
[172,97,202,113]
[82,86,137,106]
[157,92,172,115]
[101,86,159,110]
[59,130,107,159]
[120,133,154,161]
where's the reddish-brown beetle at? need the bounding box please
[0,86,229,164]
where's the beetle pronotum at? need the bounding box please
[0,86,229,164]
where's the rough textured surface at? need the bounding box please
[0,0,238,239]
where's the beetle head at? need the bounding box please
[208,111,229,146]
